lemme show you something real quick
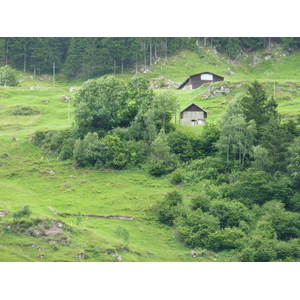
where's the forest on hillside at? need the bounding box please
[30,76,300,262]
[1,37,300,78]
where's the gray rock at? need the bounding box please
[0,211,8,217]
[117,255,122,262]
[62,95,71,102]
[32,230,43,238]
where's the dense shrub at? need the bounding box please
[209,199,249,229]
[155,201,177,226]
[254,240,277,262]
[224,169,293,207]
[240,248,256,262]
[174,210,220,248]
[0,65,18,86]
[170,169,185,185]
[164,190,183,206]
[207,227,246,251]
[274,240,300,260]
[31,129,75,159]
[12,205,31,221]
[191,193,211,212]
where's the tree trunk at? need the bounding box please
[144,39,147,70]
[23,43,27,72]
[121,59,124,75]
[5,38,9,65]
[149,38,152,67]
[135,50,138,74]
[23,53,27,72]
[165,37,168,60]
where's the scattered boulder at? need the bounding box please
[253,56,264,64]
[110,252,122,261]
[44,228,63,236]
[117,255,122,262]
[30,87,45,90]
[78,252,85,259]
[69,87,77,92]
[31,230,43,238]
[0,211,9,217]
[150,76,181,89]
[224,68,235,75]
[200,84,230,99]
[62,95,71,102]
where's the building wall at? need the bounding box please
[181,110,206,125]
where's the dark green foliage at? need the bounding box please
[164,190,183,206]
[260,116,294,172]
[0,65,18,86]
[191,193,211,212]
[12,205,31,222]
[155,200,177,226]
[73,132,101,166]
[11,106,40,116]
[254,240,277,262]
[167,131,195,162]
[154,191,184,226]
[240,37,264,50]
[209,199,249,229]
[146,129,178,176]
[170,169,185,185]
[115,225,130,245]
[175,211,220,248]
[73,133,129,169]
[167,125,220,162]
[224,169,293,207]
[73,76,129,137]
[240,80,269,129]
[184,156,227,185]
[32,129,75,160]
[206,227,245,251]
[274,240,300,260]
[32,131,46,147]
[240,248,256,262]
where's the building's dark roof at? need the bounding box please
[180,103,207,118]
[178,71,224,89]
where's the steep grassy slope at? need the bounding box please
[1,46,300,261]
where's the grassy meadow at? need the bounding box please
[1,46,300,262]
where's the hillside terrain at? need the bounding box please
[1,44,300,262]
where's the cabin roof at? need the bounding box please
[178,71,224,89]
[180,103,207,114]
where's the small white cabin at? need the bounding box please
[180,103,207,125]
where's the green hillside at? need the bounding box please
[1,44,300,262]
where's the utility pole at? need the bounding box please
[53,62,55,87]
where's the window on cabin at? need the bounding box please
[201,73,213,80]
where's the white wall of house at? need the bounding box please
[181,111,206,125]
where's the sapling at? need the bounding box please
[114,225,130,246]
